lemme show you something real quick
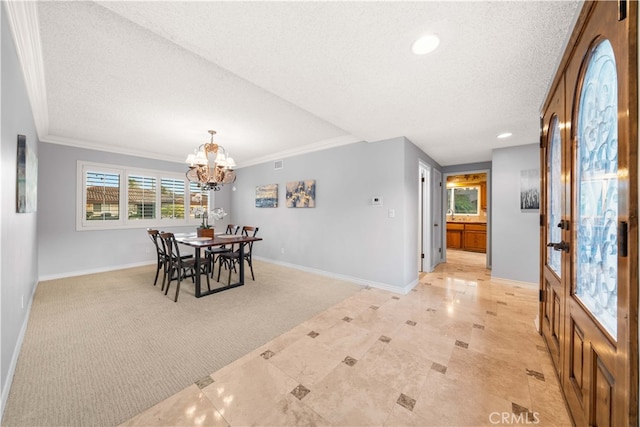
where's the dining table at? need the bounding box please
[174,232,263,297]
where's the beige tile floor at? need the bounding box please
[121,252,572,426]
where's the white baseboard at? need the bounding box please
[1,279,38,419]
[38,260,155,282]
[38,258,419,295]
[254,256,417,295]
[490,275,538,289]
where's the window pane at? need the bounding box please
[128,175,156,220]
[161,178,185,219]
[86,171,120,220]
[575,39,618,339]
[547,116,562,276]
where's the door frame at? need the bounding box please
[432,168,444,269]
[442,168,491,268]
[418,161,432,272]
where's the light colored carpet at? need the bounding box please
[1,260,363,426]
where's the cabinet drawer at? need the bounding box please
[446,223,464,231]
[465,223,486,231]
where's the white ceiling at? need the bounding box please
[28,1,582,167]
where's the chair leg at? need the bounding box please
[165,264,178,296]
[217,258,224,282]
[174,273,181,302]
[161,260,169,291]
[153,258,161,286]
[247,257,255,280]
[164,267,172,296]
[209,254,215,278]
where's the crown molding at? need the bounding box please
[41,133,365,168]
[239,134,363,168]
[4,0,49,139]
[40,134,182,164]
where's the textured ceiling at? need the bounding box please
[32,1,582,167]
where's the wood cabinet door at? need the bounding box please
[446,229,462,249]
[541,1,637,425]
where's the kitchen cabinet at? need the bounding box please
[463,223,487,252]
[480,182,487,210]
[446,223,464,249]
[446,222,486,253]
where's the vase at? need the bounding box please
[197,227,215,238]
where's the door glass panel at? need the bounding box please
[575,39,618,339]
[547,115,562,276]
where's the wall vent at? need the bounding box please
[274,160,284,170]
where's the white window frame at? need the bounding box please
[76,161,211,231]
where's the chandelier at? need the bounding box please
[185,130,236,191]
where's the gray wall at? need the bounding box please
[491,144,540,284]
[37,142,230,279]
[230,137,441,292]
[1,6,39,414]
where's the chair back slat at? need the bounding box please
[159,232,182,262]
[147,228,160,250]
[241,226,259,253]
[148,229,167,257]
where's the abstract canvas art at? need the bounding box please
[16,134,38,213]
[286,180,316,208]
[520,169,539,210]
[255,184,278,208]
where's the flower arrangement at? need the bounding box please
[193,207,210,228]
[191,193,210,229]
[192,191,228,229]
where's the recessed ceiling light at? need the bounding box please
[412,34,440,55]
[497,132,513,139]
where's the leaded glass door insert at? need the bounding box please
[547,115,562,277]
[575,39,618,339]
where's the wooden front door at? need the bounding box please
[540,1,637,425]
[541,76,567,381]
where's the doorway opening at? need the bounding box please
[443,170,490,269]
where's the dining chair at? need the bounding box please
[206,224,239,278]
[159,232,210,302]
[216,226,259,285]
[146,229,164,287]
[148,228,193,291]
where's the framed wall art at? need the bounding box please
[16,134,38,213]
[520,169,539,210]
[255,184,278,208]
[286,180,316,208]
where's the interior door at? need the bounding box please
[540,1,637,425]
[418,162,431,272]
[433,169,443,269]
